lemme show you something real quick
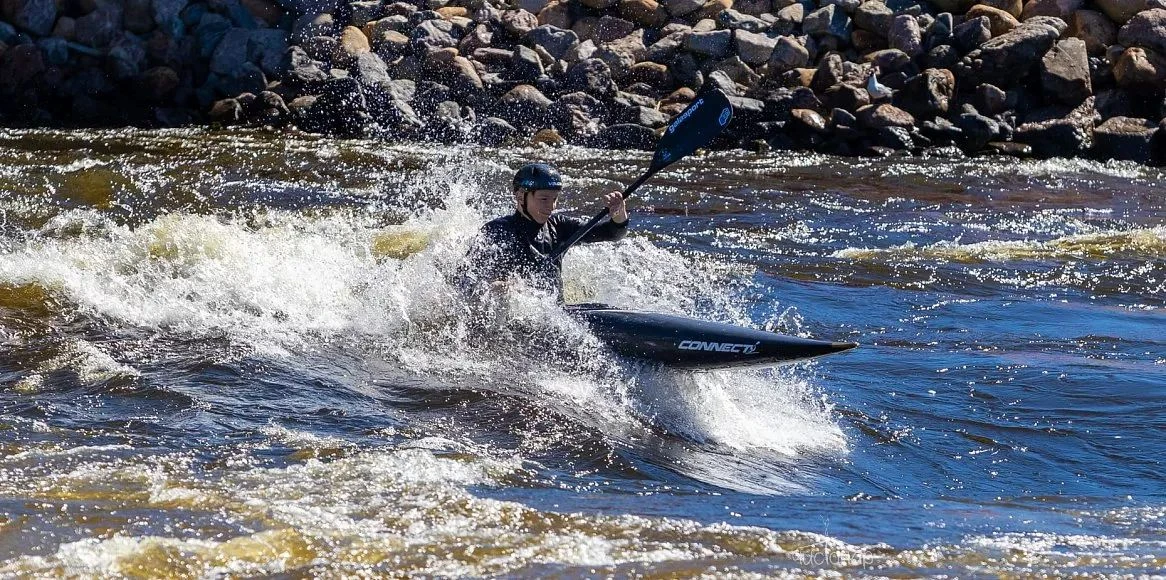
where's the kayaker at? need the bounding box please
[457,162,629,302]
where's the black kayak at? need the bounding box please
[566,304,857,370]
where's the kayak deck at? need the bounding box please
[566,304,857,370]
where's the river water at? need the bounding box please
[0,128,1162,577]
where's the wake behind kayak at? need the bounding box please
[567,304,857,371]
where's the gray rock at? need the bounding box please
[683,29,732,57]
[76,2,124,48]
[2,0,56,36]
[718,9,768,32]
[644,30,686,63]
[596,29,646,79]
[1093,116,1157,162]
[620,105,669,127]
[478,116,518,146]
[498,83,553,129]
[803,5,853,42]
[854,1,893,38]
[734,29,779,65]
[956,17,1065,88]
[662,0,704,17]
[889,14,922,57]
[564,57,617,97]
[351,50,392,86]
[510,45,545,81]
[811,53,846,93]
[125,0,154,34]
[153,0,189,27]
[210,28,251,76]
[669,52,703,88]
[283,45,329,89]
[350,1,385,26]
[956,110,1001,151]
[501,9,539,37]
[974,83,1008,114]
[893,68,954,119]
[251,29,289,77]
[411,19,460,54]
[953,15,990,53]
[1018,118,1090,157]
[1041,37,1091,106]
[596,123,657,149]
[856,103,915,128]
[277,0,340,15]
[1117,8,1166,56]
[923,45,959,69]
[36,37,69,66]
[768,35,809,73]
[821,83,870,112]
[305,34,338,63]
[528,25,579,61]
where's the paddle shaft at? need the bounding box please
[544,88,733,262]
[548,171,652,262]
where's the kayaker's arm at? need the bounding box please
[553,191,629,245]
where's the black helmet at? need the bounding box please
[513,163,562,191]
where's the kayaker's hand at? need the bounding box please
[604,191,627,224]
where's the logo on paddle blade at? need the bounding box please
[661,150,672,162]
[668,97,704,134]
[718,107,731,126]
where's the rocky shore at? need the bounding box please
[4,0,1166,163]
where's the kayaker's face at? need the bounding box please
[518,188,559,224]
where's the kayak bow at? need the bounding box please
[567,304,857,370]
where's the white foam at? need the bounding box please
[0,159,849,461]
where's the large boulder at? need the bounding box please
[953,15,992,52]
[1117,9,1166,56]
[734,29,779,64]
[596,29,646,79]
[1092,116,1158,162]
[1093,0,1147,25]
[983,0,1023,18]
[618,0,669,27]
[411,19,459,54]
[1112,46,1166,90]
[768,35,810,73]
[0,43,44,88]
[528,25,580,61]
[663,0,705,17]
[684,29,732,57]
[803,5,853,42]
[498,83,553,130]
[956,17,1066,87]
[1070,10,1117,56]
[1040,38,1091,105]
[855,103,915,128]
[965,4,1020,37]
[1020,0,1083,21]
[889,14,923,57]
[595,123,657,149]
[1014,97,1096,156]
[1,0,56,36]
[854,1,894,38]
[893,68,955,119]
[563,57,618,97]
[502,9,540,37]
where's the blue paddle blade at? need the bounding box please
[651,88,734,172]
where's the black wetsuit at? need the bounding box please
[458,210,628,301]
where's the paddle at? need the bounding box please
[547,88,735,262]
